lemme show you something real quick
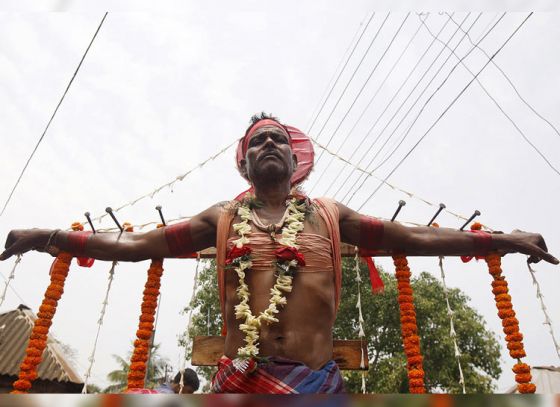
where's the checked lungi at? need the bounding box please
[211,356,345,394]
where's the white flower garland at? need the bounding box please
[231,197,306,358]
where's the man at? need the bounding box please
[1,113,557,394]
[157,369,200,394]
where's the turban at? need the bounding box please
[236,119,314,188]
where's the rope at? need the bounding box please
[356,13,533,210]
[347,12,486,206]
[179,253,201,394]
[306,12,376,134]
[526,261,560,360]
[337,12,475,204]
[83,139,237,227]
[81,260,118,393]
[438,257,466,393]
[0,13,108,217]
[446,12,560,141]
[314,13,410,166]
[0,255,22,308]
[354,248,367,393]
[311,138,493,230]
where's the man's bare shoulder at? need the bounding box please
[197,200,238,227]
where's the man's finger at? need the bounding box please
[529,248,559,265]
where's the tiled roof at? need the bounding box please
[0,305,82,384]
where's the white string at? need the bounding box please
[179,253,201,394]
[354,248,367,393]
[81,260,118,393]
[310,138,494,232]
[526,261,560,361]
[438,256,466,393]
[77,140,237,228]
[0,254,22,308]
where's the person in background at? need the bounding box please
[157,369,200,394]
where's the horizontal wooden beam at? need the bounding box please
[191,335,368,370]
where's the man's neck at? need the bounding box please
[252,182,291,209]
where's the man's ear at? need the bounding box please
[240,158,249,181]
[292,153,298,171]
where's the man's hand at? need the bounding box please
[498,230,559,264]
[0,229,52,261]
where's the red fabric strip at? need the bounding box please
[461,230,492,263]
[364,256,384,293]
[164,221,193,257]
[242,119,291,155]
[359,215,384,249]
[67,231,92,256]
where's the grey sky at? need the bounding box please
[0,5,558,392]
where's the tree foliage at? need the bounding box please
[103,343,170,393]
[183,259,501,393]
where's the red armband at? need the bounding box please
[360,215,384,250]
[164,221,194,257]
[67,231,93,256]
[461,230,493,263]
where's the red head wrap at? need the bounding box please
[236,119,315,189]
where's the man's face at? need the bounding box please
[241,125,297,184]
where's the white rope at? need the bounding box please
[179,253,202,394]
[70,140,237,231]
[0,254,22,308]
[526,261,560,361]
[311,138,493,231]
[354,248,367,393]
[438,256,466,393]
[81,260,118,393]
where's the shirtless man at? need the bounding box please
[1,113,557,393]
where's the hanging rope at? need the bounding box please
[354,248,367,394]
[526,261,560,361]
[438,256,466,393]
[0,254,22,308]
[179,253,201,394]
[81,260,118,393]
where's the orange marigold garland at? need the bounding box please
[127,224,164,391]
[473,223,536,394]
[393,254,426,394]
[12,223,82,393]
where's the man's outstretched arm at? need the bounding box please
[337,202,558,264]
[0,203,225,262]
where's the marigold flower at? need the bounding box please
[408,369,424,379]
[407,355,423,366]
[130,362,147,372]
[18,371,38,381]
[37,311,55,320]
[495,294,512,303]
[128,371,145,380]
[507,341,524,351]
[506,333,523,342]
[409,379,425,388]
[517,383,536,393]
[404,347,420,357]
[131,353,148,363]
[502,317,519,328]
[498,309,516,319]
[503,325,520,335]
[140,314,155,323]
[509,349,527,359]
[513,363,530,374]
[492,286,508,295]
[515,373,532,383]
[137,329,152,340]
[33,326,48,335]
[139,322,153,331]
[401,316,417,325]
[496,301,513,310]
[13,379,32,391]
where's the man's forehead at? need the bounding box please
[250,125,289,138]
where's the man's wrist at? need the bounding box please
[491,233,517,253]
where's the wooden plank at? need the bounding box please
[192,336,368,370]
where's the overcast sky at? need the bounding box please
[0,4,559,393]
